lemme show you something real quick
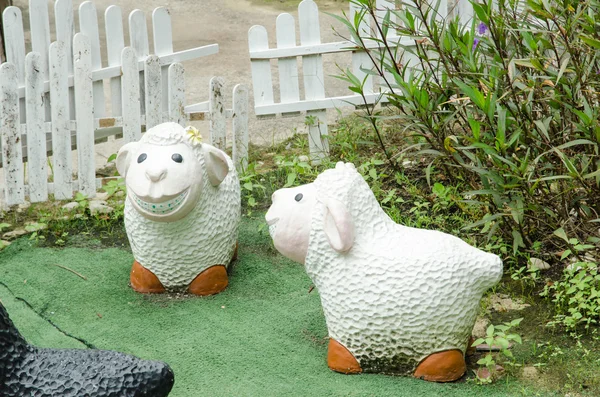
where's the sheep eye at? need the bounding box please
[137,153,147,163]
[294,193,303,202]
[171,153,183,163]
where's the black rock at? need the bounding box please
[0,303,174,396]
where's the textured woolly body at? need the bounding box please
[0,303,174,396]
[124,129,240,289]
[305,165,503,375]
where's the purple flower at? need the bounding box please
[477,22,488,35]
[472,38,480,51]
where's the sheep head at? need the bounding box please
[265,162,356,264]
[116,122,230,222]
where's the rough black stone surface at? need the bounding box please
[0,303,174,396]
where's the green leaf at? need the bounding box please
[553,227,569,243]
[454,79,486,110]
[580,34,600,49]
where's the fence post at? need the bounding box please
[49,41,73,200]
[299,0,329,162]
[3,6,26,123]
[276,13,301,117]
[145,55,162,129]
[105,5,125,118]
[129,9,149,116]
[25,52,48,202]
[152,7,173,114]
[232,84,249,172]
[0,63,24,206]
[79,1,105,118]
[248,25,274,111]
[121,47,142,143]
[73,33,96,198]
[55,0,76,120]
[167,63,185,126]
[209,76,226,150]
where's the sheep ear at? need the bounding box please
[115,142,139,177]
[323,198,354,253]
[204,145,230,186]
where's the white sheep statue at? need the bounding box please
[265,162,503,381]
[116,122,240,296]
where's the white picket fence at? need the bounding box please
[0,0,249,209]
[248,0,473,161]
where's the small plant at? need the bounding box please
[542,262,600,332]
[239,162,267,215]
[102,178,126,198]
[472,318,523,383]
[0,223,11,232]
[75,192,89,209]
[26,222,47,243]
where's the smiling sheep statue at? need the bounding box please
[265,162,503,382]
[116,122,240,295]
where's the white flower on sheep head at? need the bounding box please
[186,126,203,146]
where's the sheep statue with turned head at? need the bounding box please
[116,122,240,296]
[265,162,503,381]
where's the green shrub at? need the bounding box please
[542,262,600,331]
[335,0,600,259]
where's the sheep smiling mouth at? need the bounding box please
[132,190,189,215]
[266,217,279,237]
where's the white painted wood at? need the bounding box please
[11,44,220,100]
[248,25,274,107]
[167,63,186,126]
[152,7,172,112]
[29,0,51,79]
[79,1,106,118]
[25,52,48,202]
[105,5,125,117]
[73,33,96,197]
[276,13,300,116]
[184,101,209,113]
[299,0,328,160]
[457,0,474,25]
[350,1,374,95]
[129,9,149,115]
[3,7,26,83]
[0,63,25,206]
[49,41,73,200]
[144,55,162,129]
[54,0,76,120]
[232,84,249,172]
[3,6,27,124]
[249,36,413,59]
[156,45,218,65]
[255,92,387,114]
[121,47,142,143]
[209,76,226,150]
[129,9,150,58]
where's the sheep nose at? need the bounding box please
[145,168,167,182]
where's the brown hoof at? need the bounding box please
[413,349,466,382]
[327,338,362,374]
[188,265,228,296]
[130,260,166,294]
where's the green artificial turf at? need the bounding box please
[0,216,546,397]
